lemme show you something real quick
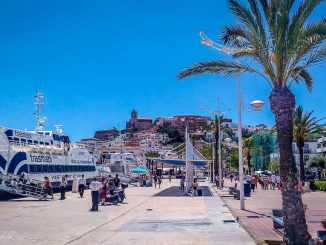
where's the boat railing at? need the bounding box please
[9,140,64,154]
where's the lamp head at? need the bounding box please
[250,100,265,111]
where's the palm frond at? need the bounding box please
[177,60,254,80]
[289,67,313,92]
[293,105,324,144]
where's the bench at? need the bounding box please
[229,187,237,195]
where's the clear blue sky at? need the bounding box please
[0,0,325,141]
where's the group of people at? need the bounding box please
[138,174,151,187]
[89,174,120,211]
[153,175,162,189]
[227,172,282,192]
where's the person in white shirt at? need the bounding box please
[78,174,86,198]
[59,175,68,200]
[89,178,102,211]
[246,174,253,183]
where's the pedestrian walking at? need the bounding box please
[254,175,258,188]
[276,175,280,189]
[108,178,115,195]
[153,175,157,188]
[229,174,234,183]
[43,176,53,199]
[168,173,172,183]
[59,175,67,200]
[271,174,276,190]
[113,174,120,188]
[262,175,269,190]
[180,175,185,191]
[157,176,162,189]
[215,175,219,188]
[78,174,86,198]
[191,178,198,197]
[100,180,108,206]
[250,176,256,192]
[89,177,102,212]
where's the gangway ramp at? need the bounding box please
[0,174,51,200]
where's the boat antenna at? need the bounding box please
[34,91,47,132]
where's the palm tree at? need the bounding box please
[243,137,257,174]
[293,105,324,183]
[177,1,325,243]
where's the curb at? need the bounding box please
[208,183,270,245]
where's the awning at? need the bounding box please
[155,159,208,166]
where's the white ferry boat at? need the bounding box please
[0,92,97,188]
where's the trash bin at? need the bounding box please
[272,209,283,229]
[197,189,203,196]
[244,183,251,197]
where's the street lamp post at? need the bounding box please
[199,31,265,210]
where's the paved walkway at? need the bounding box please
[214,178,326,244]
[0,179,254,245]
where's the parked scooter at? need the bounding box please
[115,183,128,203]
[105,192,119,205]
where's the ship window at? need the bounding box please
[33,141,38,144]
[91,166,96,171]
[40,142,44,145]
[55,165,61,172]
[67,165,72,172]
[29,165,36,173]
[63,165,68,172]
[43,165,49,173]
[45,142,49,146]
[77,165,82,172]
[45,132,50,136]
[14,137,19,142]
[51,141,53,145]
[28,140,33,144]
[48,165,54,173]
[21,139,26,143]
[8,137,13,141]
[36,165,43,173]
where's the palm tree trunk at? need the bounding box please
[269,85,310,244]
[298,145,305,185]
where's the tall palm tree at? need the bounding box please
[243,137,257,174]
[177,1,325,243]
[293,105,324,183]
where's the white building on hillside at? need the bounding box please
[317,136,326,156]
[270,141,319,169]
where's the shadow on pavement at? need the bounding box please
[154,186,212,197]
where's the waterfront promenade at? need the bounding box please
[0,179,254,245]
[214,179,326,244]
